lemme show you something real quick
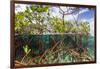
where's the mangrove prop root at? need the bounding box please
[21,49,31,63]
[15,60,27,67]
[38,50,48,63]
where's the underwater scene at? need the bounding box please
[14,3,95,67]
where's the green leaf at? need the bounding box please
[30,5,37,12]
[23,45,30,54]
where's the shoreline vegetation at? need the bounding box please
[14,3,95,67]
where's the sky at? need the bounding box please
[15,4,95,36]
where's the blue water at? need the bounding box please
[87,36,94,50]
[16,35,95,59]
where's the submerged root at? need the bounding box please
[15,41,94,66]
